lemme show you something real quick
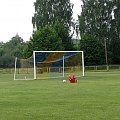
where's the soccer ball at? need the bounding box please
[63,80,66,83]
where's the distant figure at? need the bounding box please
[68,74,77,83]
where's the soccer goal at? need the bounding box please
[14,51,84,80]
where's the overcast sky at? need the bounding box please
[0,0,82,43]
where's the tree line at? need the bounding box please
[0,35,26,68]
[0,0,120,68]
[79,0,120,65]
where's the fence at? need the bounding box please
[0,66,81,74]
[0,65,120,74]
[0,68,14,74]
[85,65,120,71]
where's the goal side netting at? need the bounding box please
[14,57,34,80]
[14,51,84,80]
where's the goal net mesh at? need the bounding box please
[14,57,34,80]
[14,51,84,80]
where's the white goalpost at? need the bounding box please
[14,51,84,80]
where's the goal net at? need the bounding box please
[14,57,34,80]
[14,51,84,80]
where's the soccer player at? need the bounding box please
[68,75,77,83]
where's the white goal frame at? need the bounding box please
[33,51,85,80]
[14,51,85,80]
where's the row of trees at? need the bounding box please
[0,0,120,68]
[0,34,26,68]
[27,0,120,65]
[79,0,120,65]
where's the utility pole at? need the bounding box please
[104,39,109,71]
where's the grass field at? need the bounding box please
[0,71,120,120]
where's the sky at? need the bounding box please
[0,0,82,43]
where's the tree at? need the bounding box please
[53,21,74,50]
[32,0,73,29]
[24,26,64,58]
[0,42,4,48]
[4,34,26,58]
[109,0,120,64]
[32,0,74,51]
[0,54,15,68]
[0,34,26,68]
[79,0,114,65]
[80,34,105,65]
[0,42,4,57]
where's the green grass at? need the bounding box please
[0,71,120,120]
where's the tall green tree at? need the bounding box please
[80,34,105,65]
[32,0,73,29]
[79,0,116,65]
[53,21,74,50]
[32,0,74,51]
[109,0,120,64]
